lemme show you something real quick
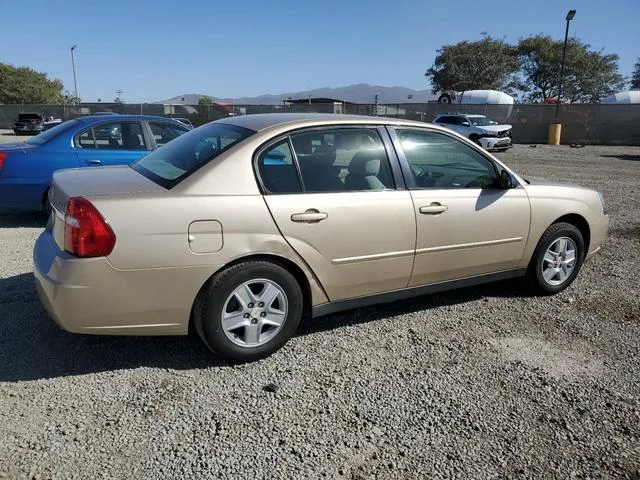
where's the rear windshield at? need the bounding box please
[26,119,80,145]
[131,123,255,188]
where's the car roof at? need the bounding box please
[75,114,181,123]
[216,113,431,132]
[435,113,484,117]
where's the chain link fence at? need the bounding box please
[1,102,639,145]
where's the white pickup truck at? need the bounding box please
[432,114,512,152]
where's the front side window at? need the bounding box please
[149,122,190,147]
[75,122,147,150]
[132,122,254,188]
[290,128,394,192]
[395,129,498,189]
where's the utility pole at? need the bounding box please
[555,10,576,121]
[70,45,79,102]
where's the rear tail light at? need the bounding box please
[64,197,116,257]
[0,152,7,172]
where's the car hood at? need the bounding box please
[478,125,512,133]
[524,176,584,189]
[50,166,165,212]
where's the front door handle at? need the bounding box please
[419,203,448,215]
[291,209,328,223]
[87,159,102,165]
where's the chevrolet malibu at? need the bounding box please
[34,113,608,361]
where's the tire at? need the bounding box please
[528,222,585,295]
[469,134,482,146]
[196,260,304,362]
[438,93,452,104]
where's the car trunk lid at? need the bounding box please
[49,165,165,214]
[48,166,166,252]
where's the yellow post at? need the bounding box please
[548,123,562,145]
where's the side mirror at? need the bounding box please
[461,121,470,127]
[499,169,513,189]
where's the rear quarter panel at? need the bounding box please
[0,143,80,209]
[89,192,329,306]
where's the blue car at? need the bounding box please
[0,115,191,211]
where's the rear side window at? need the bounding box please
[75,122,147,150]
[132,122,254,188]
[149,122,190,147]
[258,141,302,194]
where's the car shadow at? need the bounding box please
[0,272,533,382]
[600,154,640,162]
[0,212,47,228]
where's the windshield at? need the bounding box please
[26,119,80,145]
[18,113,43,120]
[132,122,255,188]
[468,116,495,127]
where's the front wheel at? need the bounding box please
[197,261,304,362]
[528,222,585,294]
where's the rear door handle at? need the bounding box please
[419,203,448,215]
[87,159,102,165]
[291,209,328,223]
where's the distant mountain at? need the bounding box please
[156,84,437,105]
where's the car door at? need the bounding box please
[389,127,531,287]
[74,121,150,167]
[257,126,416,301]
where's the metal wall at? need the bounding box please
[1,103,639,145]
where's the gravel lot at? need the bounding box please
[1,131,639,478]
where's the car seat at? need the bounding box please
[344,149,387,191]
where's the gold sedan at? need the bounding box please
[34,114,609,361]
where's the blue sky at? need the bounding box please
[1,0,639,102]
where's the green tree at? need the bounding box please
[631,59,640,89]
[0,63,64,103]
[198,96,214,106]
[425,34,520,95]
[62,90,81,105]
[517,35,625,103]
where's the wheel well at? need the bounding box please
[188,254,313,336]
[553,214,591,252]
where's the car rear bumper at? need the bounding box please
[33,229,219,336]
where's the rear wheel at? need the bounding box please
[196,261,303,362]
[528,222,585,294]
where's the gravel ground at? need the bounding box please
[0,141,639,479]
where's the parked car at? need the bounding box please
[0,115,190,211]
[34,113,608,362]
[432,114,512,151]
[13,113,62,135]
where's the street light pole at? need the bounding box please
[70,45,79,102]
[554,10,576,121]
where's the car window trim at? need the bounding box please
[253,124,406,196]
[386,126,502,190]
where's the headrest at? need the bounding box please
[305,145,336,166]
[348,149,384,176]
